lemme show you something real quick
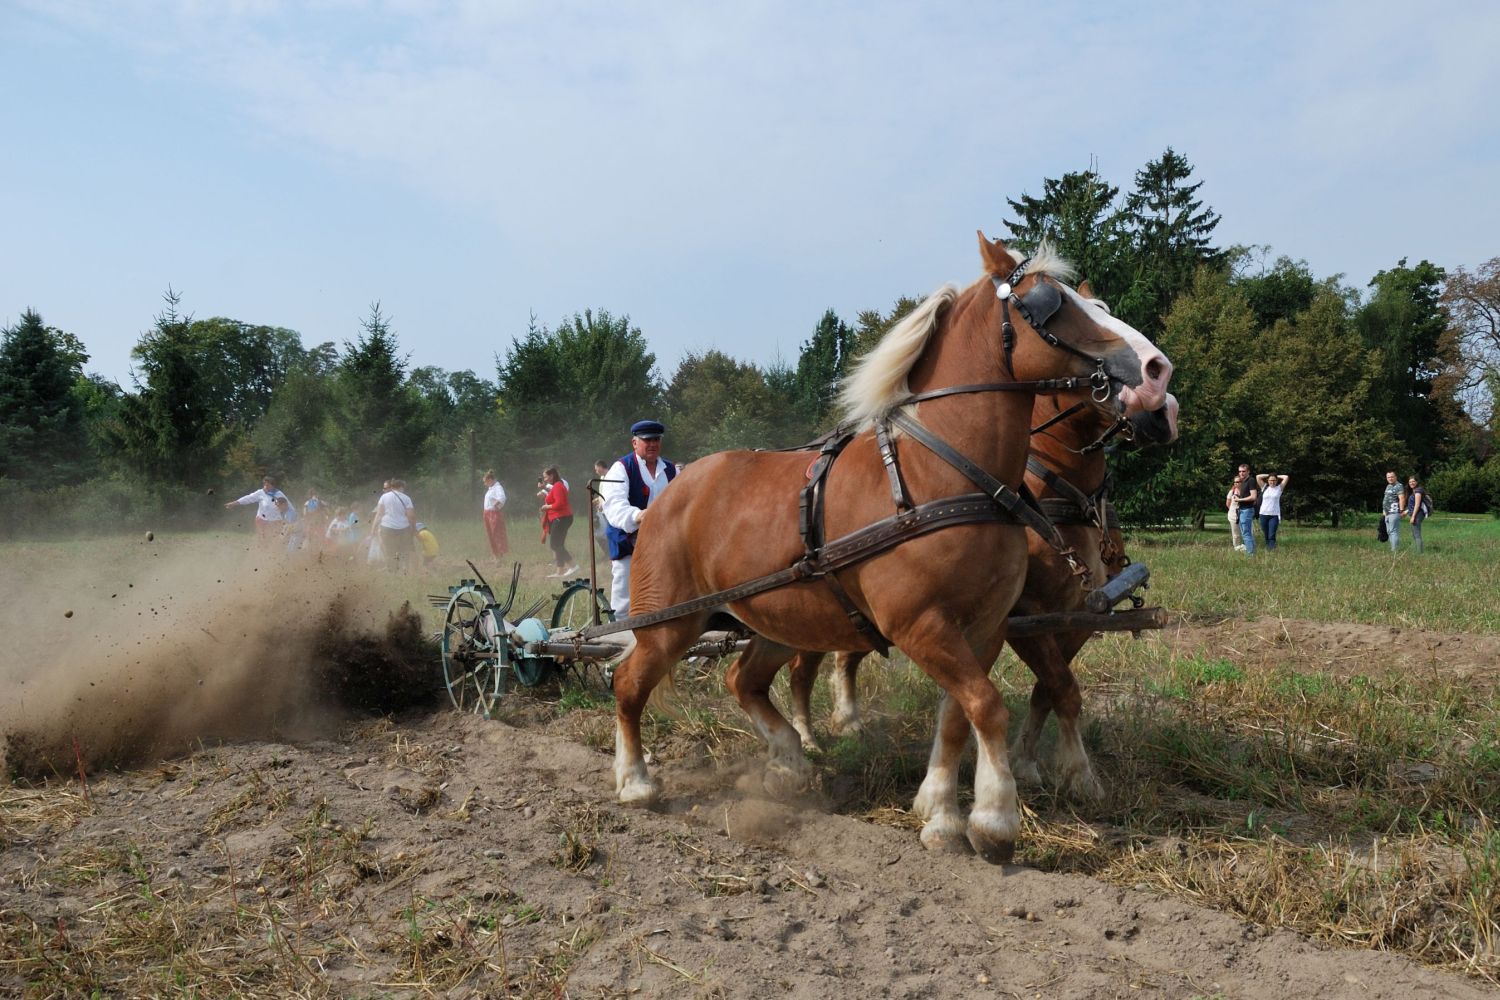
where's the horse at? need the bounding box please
[785,380,1179,808]
[610,233,1172,863]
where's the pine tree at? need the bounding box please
[0,309,90,487]
[1003,168,1130,299]
[793,309,855,428]
[1121,148,1225,333]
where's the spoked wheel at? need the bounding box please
[550,580,616,689]
[550,579,613,632]
[441,585,505,716]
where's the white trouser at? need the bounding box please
[610,555,631,618]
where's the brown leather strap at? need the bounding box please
[577,493,1017,640]
[874,418,911,512]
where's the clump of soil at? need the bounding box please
[309,598,441,714]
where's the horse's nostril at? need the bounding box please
[1146,358,1167,382]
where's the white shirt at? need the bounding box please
[483,482,507,512]
[1260,484,1284,518]
[236,488,286,521]
[376,490,414,529]
[601,457,673,536]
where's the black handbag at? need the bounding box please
[1377,517,1388,542]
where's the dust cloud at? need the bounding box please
[0,534,438,781]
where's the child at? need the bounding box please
[415,522,440,567]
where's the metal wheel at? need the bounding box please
[551,579,613,632]
[441,585,504,716]
[550,580,616,689]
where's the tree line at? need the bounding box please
[3,148,1498,538]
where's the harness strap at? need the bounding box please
[577,494,1017,641]
[798,430,854,554]
[902,378,1100,404]
[1027,456,1103,529]
[890,410,1092,587]
[1029,400,1090,436]
[874,418,911,512]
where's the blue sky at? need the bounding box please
[3,1,1497,387]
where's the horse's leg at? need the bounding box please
[612,619,706,806]
[901,631,1020,863]
[829,651,867,736]
[1008,635,1058,788]
[724,636,809,798]
[910,691,972,853]
[786,650,826,752]
[1009,632,1103,800]
[1046,631,1103,800]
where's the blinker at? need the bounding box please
[1016,280,1062,330]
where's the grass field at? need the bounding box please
[5,512,1500,980]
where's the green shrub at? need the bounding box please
[1426,459,1500,515]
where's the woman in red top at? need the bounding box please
[540,467,578,578]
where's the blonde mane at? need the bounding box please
[838,241,1076,429]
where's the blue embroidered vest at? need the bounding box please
[605,453,677,559]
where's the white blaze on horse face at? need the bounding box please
[1063,286,1173,413]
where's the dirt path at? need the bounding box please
[3,707,1490,999]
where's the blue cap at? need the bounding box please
[631,419,666,439]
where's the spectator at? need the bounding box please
[591,459,611,561]
[325,506,350,549]
[1406,475,1430,553]
[224,475,289,543]
[1254,472,1289,552]
[482,470,509,562]
[540,467,578,578]
[374,478,417,572]
[1226,469,1246,552]
[601,420,677,617]
[1381,471,1406,553]
[1233,463,1259,556]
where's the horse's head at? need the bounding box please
[977,233,1172,414]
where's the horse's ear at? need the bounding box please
[1077,279,1095,299]
[977,230,1012,275]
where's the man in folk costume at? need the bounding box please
[599,420,676,617]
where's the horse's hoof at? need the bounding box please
[831,715,864,738]
[618,777,660,807]
[969,835,1015,865]
[1059,769,1105,802]
[920,814,972,854]
[1011,755,1043,787]
[967,807,1019,864]
[763,760,811,800]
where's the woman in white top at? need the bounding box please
[482,470,509,561]
[374,478,416,572]
[1254,473,1289,551]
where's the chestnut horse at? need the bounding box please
[786,384,1179,807]
[610,234,1172,862]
